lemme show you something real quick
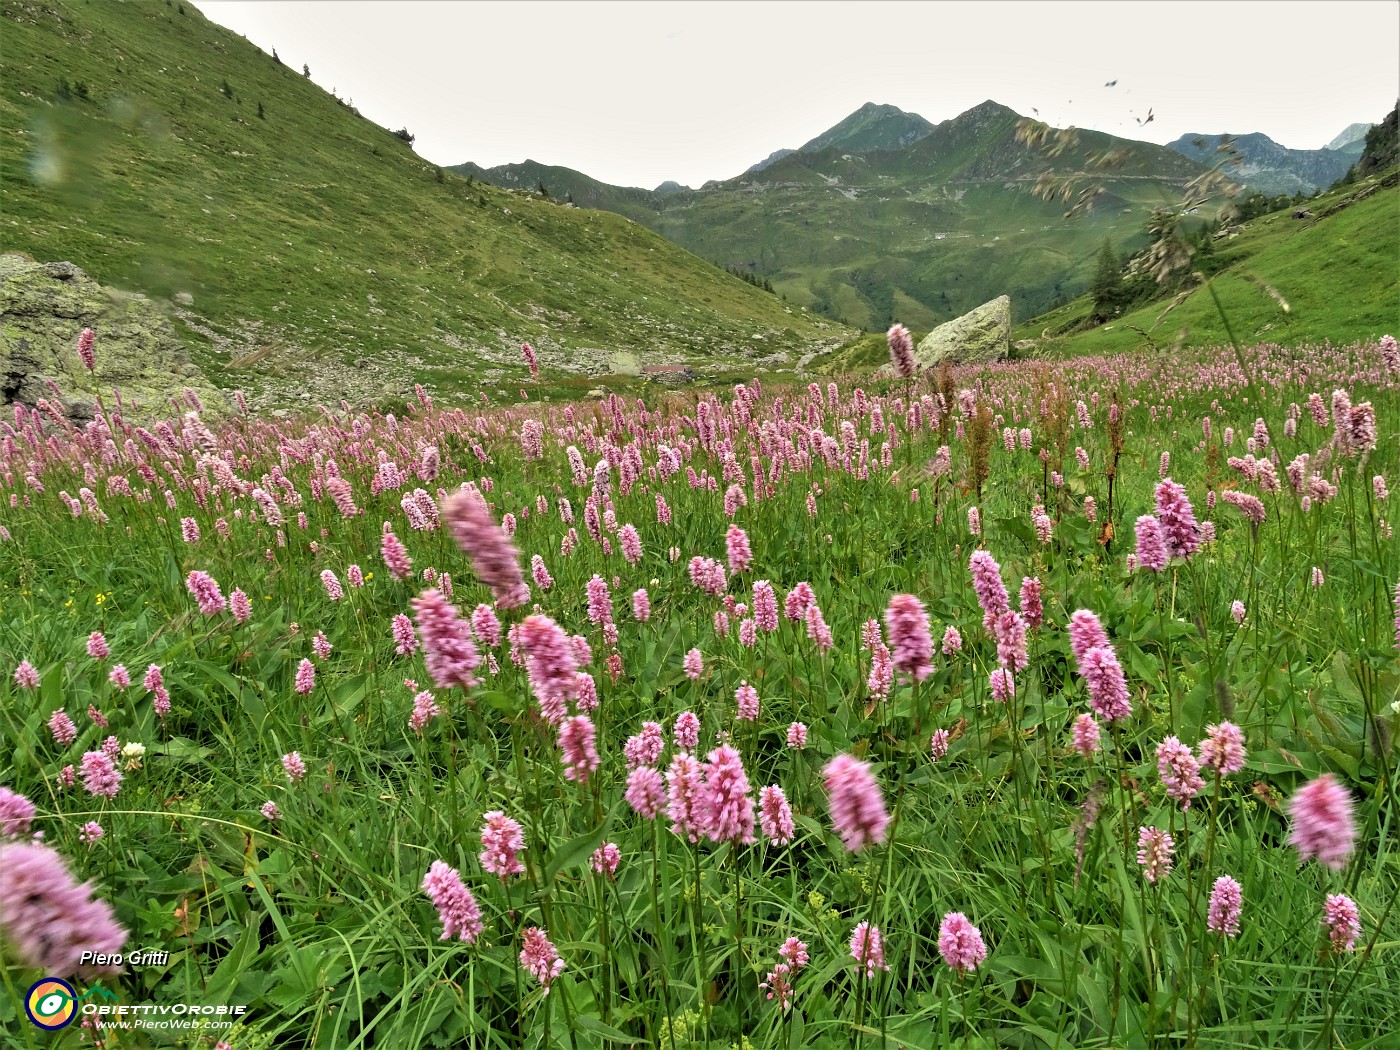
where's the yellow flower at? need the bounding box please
[95,595,105,605]
[365,572,374,580]
[65,598,74,608]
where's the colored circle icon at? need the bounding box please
[26,978,78,1030]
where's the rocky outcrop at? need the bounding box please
[0,254,208,418]
[912,295,1011,369]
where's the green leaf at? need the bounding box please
[543,813,614,885]
[574,1016,643,1044]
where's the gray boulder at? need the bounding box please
[0,254,210,415]
[913,295,1010,368]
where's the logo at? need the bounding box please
[25,978,78,1030]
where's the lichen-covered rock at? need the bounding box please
[0,254,210,416]
[912,295,1011,368]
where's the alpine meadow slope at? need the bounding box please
[0,0,842,408]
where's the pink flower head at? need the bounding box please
[930,728,950,761]
[632,588,651,622]
[440,489,529,608]
[884,593,934,682]
[479,810,526,879]
[683,647,704,680]
[989,667,1015,701]
[759,785,794,845]
[229,588,252,624]
[735,681,759,722]
[282,751,306,782]
[471,604,502,648]
[412,589,482,692]
[969,550,1010,629]
[1207,875,1243,938]
[849,921,890,978]
[185,571,226,615]
[624,721,665,770]
[311,631,332,660]
[699,743,756,844]
[590,841,621,878]
[1288,774,1356,870]
[887,323,915,378]
[1019,577,1043,629]
[1067,610,1111,667]
[1156,736,1205,808]
[1071,713,1101,757]
[409,689,440,733]
[1134,515,1168,573]
[558,715,601,783]
[80,750,121,799]
[1231,600,1246,624]
[49,709,77,747]
[293,657,316,695]
[520,927,565,994]
[0,787,37,839]
[381,528,414,580]
[392,613,418,656]
[784,582,816,622]
[1154,478,1200,559]
[1137,826,1174,883]
[993,610,1029,673]
[79,821,103,846]
[786,722,808,748]
[822,754,889,852]
[1198,721,1246,775]
[625,765,665,818]
[86,631,110,661]
[752,580,779,631]
[1311,566,1324,588]
[938,912,988,974]
[516,614,579,722]
[674,710,700,751]
[942,625,963,655]
[1323,893,1361,952]
[726,524,753,574]
[321,569,344,601]
[619,524,642,566]
[13,660,40,689]
[666,752,706,842]
[779,937,810,969]
[77,327,96,370]
[1079,645,1132,723]
[422,860,483,943]
[0,841,127,976]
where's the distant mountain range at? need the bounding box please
[455,100,1211,330]
[1164,129,1370,196]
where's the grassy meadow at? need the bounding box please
[1,331,1397,1049]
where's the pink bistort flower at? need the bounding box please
[1323,893,1361,952]
[0,841,127,976]
[479,811,526,880]
[850,921,889,978]
[1207,876,1243,938]
[938,912,988,974]
[422,860,483,943]
[558,715,601,783]
[822,754,889,852]
[1288,774,1356,870]
[759,785,794,846]
[884,594,934,683]
[520,927,565,994]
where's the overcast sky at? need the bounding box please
[196,1,1399,189]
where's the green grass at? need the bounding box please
[0,0,841,404]
[0,338,1396,1048]
[1013,173,1400,356]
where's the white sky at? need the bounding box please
[196,1,1399,189]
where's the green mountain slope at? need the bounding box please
[0,0,840,406]
[457,101,1211,333]
[1009,169,1399,357]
